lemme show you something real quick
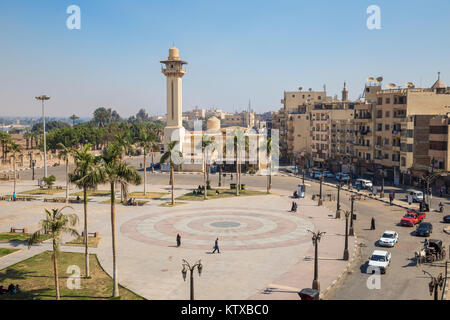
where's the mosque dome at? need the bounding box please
[206,116,221,131]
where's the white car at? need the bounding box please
[367,250,391,274]
[356,179,372,189]
[405,190,424,203]
[378,231,398,247]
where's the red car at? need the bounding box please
[400,211,426,227]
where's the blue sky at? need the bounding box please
[1,0,449,117]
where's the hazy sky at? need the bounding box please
[1,0,449,118]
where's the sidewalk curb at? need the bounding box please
[321,235,360,299]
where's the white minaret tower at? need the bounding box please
[161,46,187,152]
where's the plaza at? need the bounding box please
[0,175,353,300]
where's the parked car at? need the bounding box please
[367,250,391,274]
[415,222,433,237]
[443,215,450,223]
[400,211,426,227]
[405,190,424,203]
[355,179,372,189]
[378,231,398,247]
[323,171,334,178]
[314,171,323,179]
[336,173,351,182]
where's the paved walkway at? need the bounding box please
[0,181,355,300]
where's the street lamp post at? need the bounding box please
[343,211,350,260]
[181,259,203,300]
[349,195,355,236]
[336,182,342,219]
[380,169,385,198]
[35,95,50,178]
[302,165,306,189]
[318,175,324,206]
[308,230,326,291]
[422,270,444,300]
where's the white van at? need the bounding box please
[406,190,424,203]
[356,179,373,189]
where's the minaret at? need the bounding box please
[161,46,187,152]
[342,81,348,101]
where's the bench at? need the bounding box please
[10,227,28,234]
[81,232,99,238]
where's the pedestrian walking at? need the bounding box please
[212,238,220,254]
[440,187,443,198]
[12,192,16,202]
[407,194,412,206]
[176,233,181,247]
[389,192,394,205]
[370,217,376,230]
[230,174,233,181]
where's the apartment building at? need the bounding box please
[373,76,450,183]
[429,115,450,171]
[221,111,255,128]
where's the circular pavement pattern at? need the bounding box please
[121,207,315,250]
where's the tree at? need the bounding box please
[160,140,183,206]
[28,206,79,300]
[232,129,245,196]
[42,175,56,189]
[69,144,104,278]
[266,137,273,193]
[200,135,215,200]
[70,114,79,127]
[100,143,142,297]
[9,141,22,195]
[137,129,159,195]
[57,142,74,202]
[0,132,11,162]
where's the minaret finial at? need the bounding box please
[438,71,441,80]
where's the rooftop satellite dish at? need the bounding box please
[386,83,396,89]
[366,77,375,82]
[376,77,383,83]
[405,82,415,88]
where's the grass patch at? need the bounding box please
[20,188,64,195]
[0,248,20,258]
[0,251,144,300]
[64,237,101,248]
[1,195,39,200]
[158,202,187,207]
[128,192,167,199]
[177,188,267,201]
[0,233,51,243]
[70,190,111,197]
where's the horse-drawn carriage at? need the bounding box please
[415,239,446,264]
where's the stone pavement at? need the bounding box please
[0,181,355,300]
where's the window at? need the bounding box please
[385,124,390,131]
[377,110,382,118]
[318,96,321,100]
[384,138,389,145]
[385,111,390,117]
[377,97,383,105]
[401,157,406,166]
[292,95,295,98]
[386,98,391,104]
[384,154,388,159]
[366,153,371,161]
[377,124,382,131]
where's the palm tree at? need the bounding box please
[266,137,273,193]
[200,135,214,200]
[9,141,22,196]
[232,129,245,196]
[101,143,142,297]
[57,142,73,202]
[137,129,159,195]
[0,132,11,163]
[160,140,183,205]
[70,114,79,127]
[69,144,104,278]
[28,206,79,300]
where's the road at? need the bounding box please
[5,159,450,300]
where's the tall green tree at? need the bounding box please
[232,129,245,196]
[69,144,104,278]
[28,206,79,300]
[101,143,142,297]
[160,140,183,205]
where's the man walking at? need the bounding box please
[389,191,394,205]
[212,238,220,254]
[370,217,376,230]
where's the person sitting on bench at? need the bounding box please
[216,190,220,195]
